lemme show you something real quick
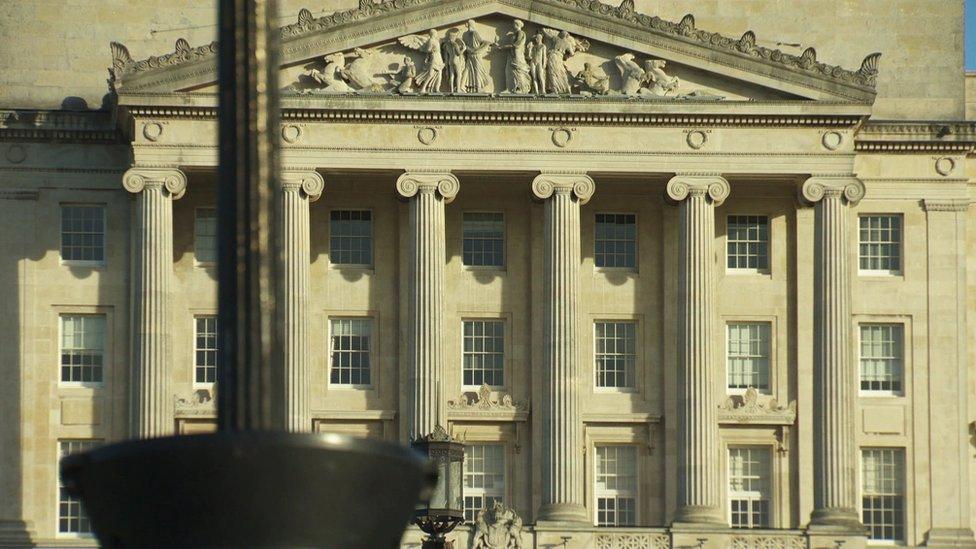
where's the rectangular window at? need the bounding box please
[728,446,772,528]
[595,213,637,269]
[330,210,372,266]
[194,316,217,384]
[463,444,505,522]
[329,318,372,386]
[60,315,105,384]
[462,320,504,387]
[727,323,772,391]
[61,205,105,263]
[859,324,903,393]
[727,215,769,271]
[58,440,100,534]
[594,321,637,389]
[462,212,504,267]
[194,208,217,264]
[859,215,901,274]
[594,445,637,527]
[862,448,905,542]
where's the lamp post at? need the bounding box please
[412,425,465,549]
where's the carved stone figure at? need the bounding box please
[542,28,589,95]
[613,53,679,96]
[399,29,444,93]
[341,48,386,92]
[498,19,532,94]
[442,28,467,93]
[473,501,523,549]
[387,57,417,94]
[575,62,610,95]
[462,20,494,93]
[527,32,548,95]
[307,52,354,93]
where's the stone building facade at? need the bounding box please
[1,1,975,548]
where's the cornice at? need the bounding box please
[110,0,879,101]
[0,109,122,143]
[856,121,976,154]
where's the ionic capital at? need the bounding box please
[122,167,187,200]
[396,171,460,203]
[800,175,865,205]
[280,170,324,202]
[531,172,595,205]
[666,174,729,206]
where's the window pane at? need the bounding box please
[61,205,105,262]
[595,321,637,389]
[727,215,769,271]
[330,318,372,385]
[330,210,373,266]
[594,214,637,269]
[463,444,506,522]
[194,316,218,384]
[594,445,637,526]
[463,212,504,267]
[60,315,106,384]
[862,448,905,541]
[462,320,504,387]
[194,208,217,263]
[859,324,903,392]
[858,215,901,273]
[727,323,771,390]
[728,446,772,528]
[58,440,101,533]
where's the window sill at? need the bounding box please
[328,384,374,391]
[462,265,507,273]
[59,383,105,391]
[594,386,639,394]
[726,387,771,395]
[858,271,903,279]
[594,267,638,275]
[725,269,771,277]
[60,261,105,269]
[859,391,904,398]
[328,264,374,273]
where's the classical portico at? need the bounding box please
[3,1,976,548]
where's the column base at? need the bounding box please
[808,507,864,532]
[0,520,34,547]
[672,505,726,526]
[924,527,976,548]
[535,502,589,524]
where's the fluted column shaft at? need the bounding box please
[532,172,594,523]
[667,175,729,524]
[123,167,186,438]
[278,171,323,432]
[397,172,459,439]
[802,176,864,529]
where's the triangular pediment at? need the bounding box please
[110,0,880,104]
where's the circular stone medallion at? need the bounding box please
[417,127,437,145]
[686,130,707,150]
[551,128,572,148]
[142,122,163,142]
[5,144,27,164]
[821,131,843,151]
[934,156,955,176]
[281,124,302,144]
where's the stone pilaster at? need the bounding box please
[123,167,186,438]
[920,199,976,548]
[531,172,594,524]
[278,171,323,432]
[397,171,459,439]
[666,174,729,525]
[801,175,864,531]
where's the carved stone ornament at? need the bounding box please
[396,171,460,203]
[417,126,437,145]
[934,156,956,176]
[4,144,27,164]
[142,122,163,142]
[821,130,843,151]
[595,533,670,549]
[730,535,805,549]
[719,387,797,425]
[800,176,865,205]
[174,388,217,417]
[666,174,729,206]
[531,172,595,204]
[551,127,573,147]
[122,167,187,199]
[448,383,525,411]
[685,129,707,149]
[417,423,452,442]
[280,170,325,201]
[281,124,302,144]
[472,501,524,549]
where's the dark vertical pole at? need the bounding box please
[216,0,284,431]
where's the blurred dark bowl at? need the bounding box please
[60,431,433,548]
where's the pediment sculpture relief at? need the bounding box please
[719,386,796,424]
[448,383,525,411]
[286,17,720,100]
[473,501,523,549]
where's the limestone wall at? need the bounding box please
[0,0,965,119]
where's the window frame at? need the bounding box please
[59,203,107,267]
[328,208,374,269]
[592,444,640,527]
[725,321,773,395]
[461,318,507,389]
[860,447,907,544]
[462,442,507,523]
[327,316,375,390]
[461,211,506,270]
[857,322,905,397]
[192,314,218,387]
[593,319,639,392]
[593,212,638,272]
[725,214,771,275]
[57,439,102,537]
[857,213,904,277]
[193,207,218,267]
[726,445,774,529]
[58,313,108,388]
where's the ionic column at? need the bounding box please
[278,171,323,432]
[666,174,729,525]
[531,172,594,523]
[396,171,459,439]
[801,176,864,530]
[123,167,186,438]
